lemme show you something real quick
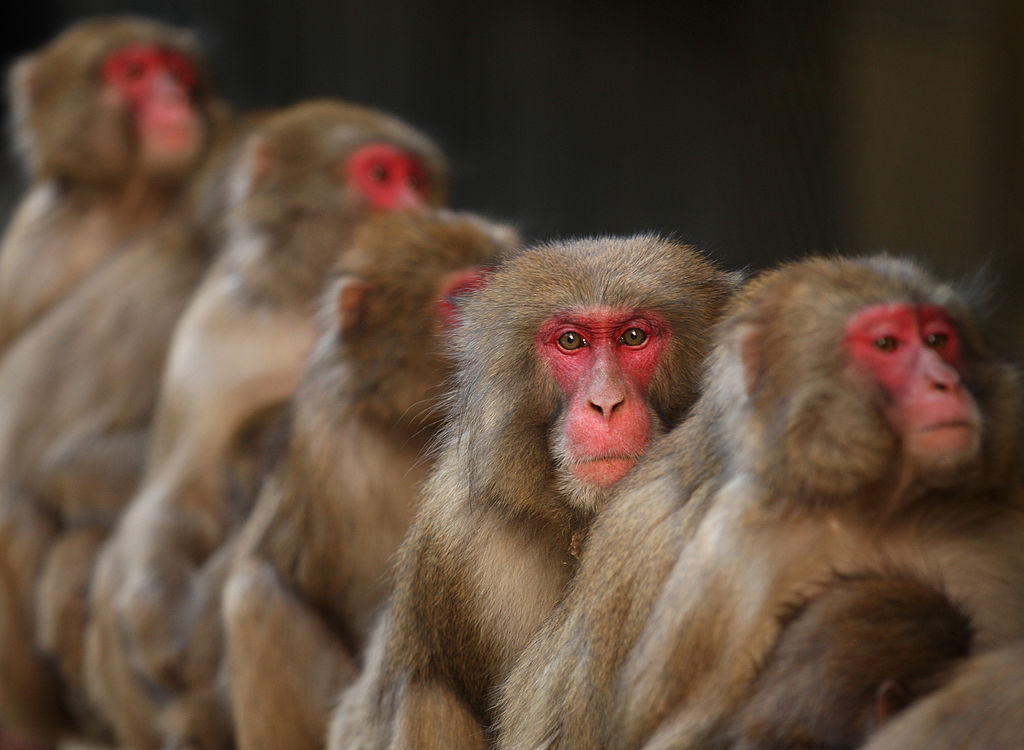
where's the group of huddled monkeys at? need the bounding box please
[0,15,1020,750]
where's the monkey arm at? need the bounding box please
[102,464,228,692]
[151,266,315,469]
[33,526,107,692]
[389,680,488,750]
[223,556,358,750]
[497,481,689,750]
[34,429,148,526]
[613,488,816,750]
[0,187,62,355]
[0,493,67,738]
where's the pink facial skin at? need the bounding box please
[845,303,980,462]
[102,44,200,153]
[346,143,430,211]
[536,307,670,487]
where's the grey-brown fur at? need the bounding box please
[861,638,1024,750]
[716,576,971,750]
[222,209,517,750]
[0,105,242,747]
[330,235,738,748]
[0,17,228,355]
[85,99,449,750]
[495,255,1024,750]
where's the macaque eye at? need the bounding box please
[874,336,899,352]
[925,332,949,349]
[370,164,388,182]
[620,328,648,347]
[558,331,586,351]
[124,60,145,79]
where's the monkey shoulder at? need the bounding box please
[162,267,316,412]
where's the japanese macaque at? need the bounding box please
[222,209,518,750]
[495,255,1024,750]
[0,103,244,749]
[329,235,739,748]
[0,16,227,354]
[861,638,1024,750]
[86,99,448,750]
[714,576,971,750]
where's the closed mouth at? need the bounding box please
[570,456,638,487]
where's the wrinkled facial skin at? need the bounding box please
[346,143,431,211]
[537,307,670,487]
[845,302,981,468]
[101,43,202,171]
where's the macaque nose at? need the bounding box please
[589,392,625,418]
[152,73,187,103]
[922,350,962,393]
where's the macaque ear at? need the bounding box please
[336,276,374,337]
[229,134,274,206]
[738,324,764,394]
[7,57,39,166]
[7,56,41,111]
[874,679,910,725]
[437,266,492,329]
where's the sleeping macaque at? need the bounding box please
[329,235,739,748]
[0,16,227,354]
[715,576,971,750]
[861,637,1024,750]
[86,99,449,750]
[496,255,1024,750]
[0,98,243,749]
[221,209,517,750]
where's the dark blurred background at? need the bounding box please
[2,0,1023,357]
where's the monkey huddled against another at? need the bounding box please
[86,99,449,750]
[0,17,230,749]
[496,254,1024,750]
[329,235,739,748]
[222,209,518,750]
[1,15,1023,750]
[862,637,1024,750]
[716,575,972,750]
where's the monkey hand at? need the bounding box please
[114,562,195,693]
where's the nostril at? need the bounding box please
[588,396,624,418]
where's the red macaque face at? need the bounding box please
[346,143,431,211]
[845,302,980,465]
[536,307,670,487]
[101,43,202,173]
